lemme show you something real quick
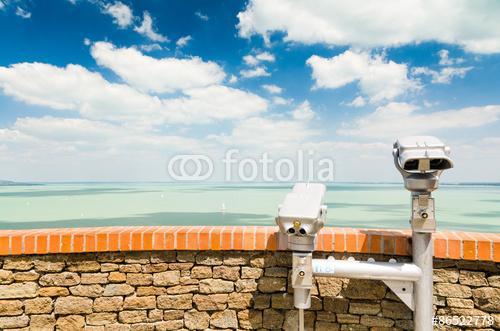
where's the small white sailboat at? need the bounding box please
[221,202,226,213]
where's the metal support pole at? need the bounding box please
[413,231,433,331]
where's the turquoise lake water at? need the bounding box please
[0,183,499,232]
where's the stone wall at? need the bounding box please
[0,251,498,330]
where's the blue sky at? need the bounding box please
[1,0,500,182]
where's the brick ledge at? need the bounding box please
[0,226,498,262]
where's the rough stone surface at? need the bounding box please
[316,277,343,297]
[39,272,80,286]
[349,301,380,315]
[184,309,209,330]
[81,272,109,284]
[24,297,53,314]
[0,300,23,316]
[193,294,228,311]
[472,287,500,312]
[0,269,14,284]
[213,266,240,281]
[93,296,124,312]
[0,282,38,299]
[56,315,85,330]
[30,314,56,330]
[433,269,459,283]
[238,309,262,329]
[257,277,286,293]
[38,286,69,297]
[54,296,93,314]
[344,279,386,300]
[153,271,180,286]
[157,294,193,309]
[241,267,263,279]
[118,310,147,324]
[0,315,30,329]
[210,309,238,329]
[434,283,472,298]
[459,270,488,287]
[191,266,212,279]
[199,279,234,293]
[70,284,104,297]
[262,308,284,329]
[103,284,134,296]
[0,250,498,329]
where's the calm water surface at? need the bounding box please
[0,183,499,232]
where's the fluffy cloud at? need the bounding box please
[0,62,267,125]
[338,103,500,138]
[176,35,192,48]
[134,11,167,42]
[240,67,270,79]
[412,66,472,84]
[160,85,268,123]
[438,50,464,66]
[9,116,203,150]
[140,44,163,52]
[243,52,275,66]
[272,96,291,105]
[262,84,282,94]
[195,11,209,21]
[307,50,417,103]
[91,42,225,93]
[347,96,366,107]
[15,7,31,19]
[211,116,318,150]
[291,101,315,121]
[237,0,500,54]
[104,1,133,28]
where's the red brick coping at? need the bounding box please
[0,226,498,262]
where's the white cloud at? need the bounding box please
[176,35,192,48]
[262,84,282,94]
[338,103,500,138]
[272,96,291,105]
[161,85,268,123]
[243,52,275,66]
[15,7,31,19]
[195,11,209,21]
[134,11,168,42]
[347,96,366,107]
[228,75,238,84]
[83,38,91,46]
[0,1,5,10]
[438,49,464,66]
[90,41,225,93]
[307,50,417,103]
[412,66,472,84]
[240,67,270,79]
[0,62,267,125]
[140,43,163,52]
[210,116,318,150]
[291,100,315,121]
[104,1,133,28]
[237,0,500,54]
[0,62,160,124]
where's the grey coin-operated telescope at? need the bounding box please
[393,136,453,331]
[276,183,327,251]
[275,136,453,331]
[393,136,453,233]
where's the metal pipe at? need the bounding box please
[298,308,304,331]
[312,259,422,281]
[413,232,433,331]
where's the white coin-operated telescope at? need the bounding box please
[277,136,453,331]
